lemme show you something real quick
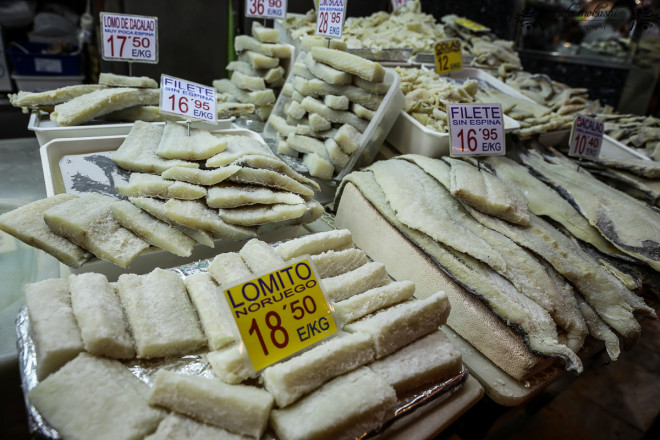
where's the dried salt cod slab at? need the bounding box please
[111,200,195,256]
[445,157,530,226]
[239,238,285,272]
[311,46,386,82]
[344,292,451,358]
[162,164,241,186]
[353,76,390,94]
[263,332,375,408]
[217,101,256,118]
[156,123,228,161]
[325,138,350,168]
[98,72,158,88]
[234,35,292,58]
[129,196,214,247]
[369,330,463,395]
[117,172,207,200]
[258,198,324,235]
[28,353,165,440]
[117,268,206,358]
[185,273,236,350]
[334,123,361,155]
[323,261,390,302]
[148,369,274,439]
[275,229,354,260]
[235,155,321,191]
[102,105,176,122]
[333,280,416,326]
[112,121,198,173]
[146,413,250,440]
[213,79,276,105]
[8,84,104,108]
[24,278,83,380]
[300,35,347,51]
[206,183,305,209]
[51,87,160,126]
[231,70,266,91]
[219,203,307,227]
[303,153,334,180]
[310,113,332,131]
[239,50,280,69]
[205,135,275,167]
[0,194,91,268]
[43,192,149,267]
[164,199,256,240]
[207,344,254,384]
[69,273,135,359]
[352,102,375,121]
[300,96,369,133]
[208,251,252,285]
[252,21,279,43]
[303,52,352,85]
[310,248,368,279]
[228,167,316,197]
[294,76,383,112]
[263,66,286,84]
[270,367,397,440]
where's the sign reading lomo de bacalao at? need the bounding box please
[100,12,158,63]
[224,257,338,371]
[316,0,346,38]
[245,0,288,19]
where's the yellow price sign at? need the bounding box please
[454,17,490,32]
[434,39,462,75]
[224,257,338,371]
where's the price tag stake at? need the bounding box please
[434,39,462,75]
[568,114,604,163]
[448,104,505,157]
[224,258,338,371]
[159,74,217,125]
[100,12,158,63]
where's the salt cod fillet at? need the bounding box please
[205,135,275,167]
[484,155,621,256]
[116,172,207,200]
[575,294,621,361]
[310,46,386,82]
[218,203,307,226]
[161,164,241,186]
[444,157,530,226]
[207,183,305,208]
[367,159,506,272]
[156,122,227,161]
[592,156,660,179]
[98,72,158,88]
[520,149,660,272]
[112,121,198,173]
[50,87,160,126]
[340,170,584,373]
[0,194,91,268]
[164,199,256,240]
[9,84,104,108]
[228,167,315,197]
[43,193,149,267]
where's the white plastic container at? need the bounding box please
[28,112,234,146]
[386,68,521,158]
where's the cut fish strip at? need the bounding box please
[207,183,304,208]
[322,261,390,302]
[164,199,256,240]
[238,238,285,272]
[275,229,354,260]
[218,203,307,226]
[161,164,241,186]
[310,47,386,82]
[184,273,236,350]
[116,173,207,200]
[333,280,416,325]
[208,252,252,285]
[228,167,315,196]
[310,248,368,278]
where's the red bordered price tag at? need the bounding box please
[316,0,346,38]
[568,114,603,160]
[391,0,409,10]
[448,103,505,156]
[159,74,217,124]
[245,0,288,19]
[434,39,462,75]
[224,257,338,371]
[100,12,158,63]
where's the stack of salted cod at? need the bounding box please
[336,154,656,378]
[213,22,292,122]
[590,112,660,161]
[267,41,390,180]
[24,232,462,440]
[0,120,322,268]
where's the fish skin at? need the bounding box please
[338,170,583,373]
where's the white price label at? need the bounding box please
[100,12,158,63]
[245,0,287,19]
[568,114,603,160]
[316,0,346,38]
[448,104,505,156]
[160,74,217,124]
[391,0,409,10]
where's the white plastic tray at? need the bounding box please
[263,52,405,182]
[386,68,521,158]
[28,112,234,146]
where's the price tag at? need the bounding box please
[434,39,462,75]
[100,12,158,63]
[448,104,505,156]
[224,257,338,371]
[568,114,604,160]
[454,17,490,32]
[316,0,346,38]
[245,0,288,19]
[159,74,217,124]
[391,0,409,10]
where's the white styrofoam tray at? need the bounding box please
[28,112,234,146]
[263,52,404,183]
[386,67,522,158]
